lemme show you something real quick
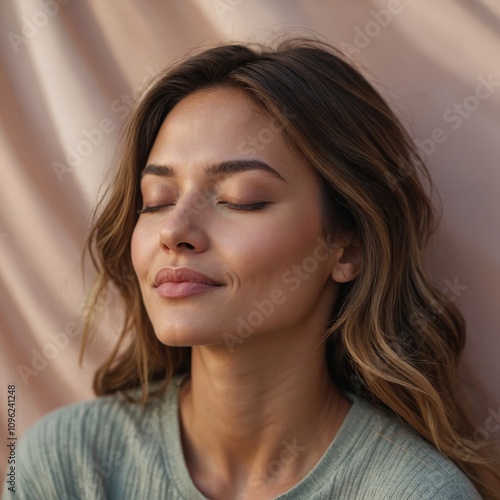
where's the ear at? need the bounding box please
[330,232,362,284]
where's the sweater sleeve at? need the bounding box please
[2,404,105,500]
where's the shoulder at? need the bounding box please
[18,388,157,456]
[333,394,482,499]
[18,375,185,444]
[2,378,182,499]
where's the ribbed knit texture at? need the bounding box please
[3,374,481,499]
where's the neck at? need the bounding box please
[178,327,351,497]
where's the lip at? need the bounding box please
[154,267,223,298]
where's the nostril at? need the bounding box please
[177,242,195,249]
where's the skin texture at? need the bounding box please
[131,88,361,499]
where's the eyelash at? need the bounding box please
[223,202,268,211]
[137,204,171,214]
[137,202,268,215]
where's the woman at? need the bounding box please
[6,38,499,499]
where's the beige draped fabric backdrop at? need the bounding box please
[1,0,499,478]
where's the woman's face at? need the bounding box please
[131,87,343,348]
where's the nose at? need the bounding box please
[158,196,210,253]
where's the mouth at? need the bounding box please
[154,267,223,298]
[155,281,222,298]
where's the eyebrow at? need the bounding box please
[141,159,288,183]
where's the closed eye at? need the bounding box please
[137,204,172,214]
[137,201,269,215]
[221,202,269,211]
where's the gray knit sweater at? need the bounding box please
[3,374,481,499]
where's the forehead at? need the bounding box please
[167,86,267,129]
[146,87,299,172]
[164,86,267,130]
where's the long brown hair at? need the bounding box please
[81,37,500,497]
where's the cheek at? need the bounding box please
[272,201,323,258]
[221,202,323,282]
[130,222,155,279]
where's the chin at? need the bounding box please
[153,328,220,348]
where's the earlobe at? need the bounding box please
[330,235,362,283]
[331,262,358,283]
